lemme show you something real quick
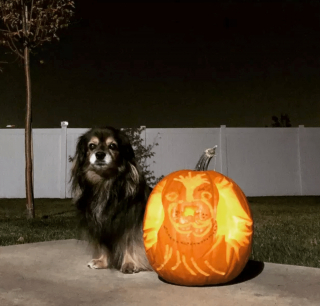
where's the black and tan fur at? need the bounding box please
[70,127,152,273]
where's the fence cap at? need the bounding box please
[61,121,69,127]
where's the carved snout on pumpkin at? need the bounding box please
[166,190,216,238]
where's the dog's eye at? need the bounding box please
[89,143,96,150]
[109,143,118,150]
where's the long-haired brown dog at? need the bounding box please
[70,127,152,273]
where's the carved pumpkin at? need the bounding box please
[143,147,253,286]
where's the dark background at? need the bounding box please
[1,1,320,128]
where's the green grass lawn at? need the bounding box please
[0,197,319,268]
[249,196,320,268]
[0,199,78,246]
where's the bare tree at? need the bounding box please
[0,0,74,219]
[271,113,292,127]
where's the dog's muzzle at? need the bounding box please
[90,151,112,166]
[96,152,106,160]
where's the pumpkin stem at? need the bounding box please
[195,145,218,171]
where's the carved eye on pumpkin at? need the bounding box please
[143,146,254,286]
[201,191,212,200]
[165,192,179,202]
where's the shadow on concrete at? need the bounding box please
[158,260,265,287]
[221,260,265,286]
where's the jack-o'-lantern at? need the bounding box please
[143,147,253,286]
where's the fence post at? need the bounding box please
[60,121,68,198]
[297,125,304,195]
[220,125,228,175]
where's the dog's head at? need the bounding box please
[71,127,140,193]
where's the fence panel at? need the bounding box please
[226,128,301,196]
[146,128,221,181]
[0,129,25,197]
[33,129,62,198]
[0,129,62,198]
[1,125,319,198]
[299,127,320,195]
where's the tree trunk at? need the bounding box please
[23,3,34,219]
[24,45,34,219]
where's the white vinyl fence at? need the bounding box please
[0,123,319,198]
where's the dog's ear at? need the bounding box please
[75,134,88,166]
[117,129,136,162]
[70,134,88,194]
[104,126,135,161]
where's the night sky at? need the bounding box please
[1,1,320,128]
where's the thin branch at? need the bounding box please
[4,22,23,58]
[29,0,34,25]
[14,25,22,38]
[0,52,20,65]
[6,40,23,58]
[21,2,26,35]
[33,14,41,41]
[32,39,46,49]
[7,53,21,64]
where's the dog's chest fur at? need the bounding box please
[78,179,146,248]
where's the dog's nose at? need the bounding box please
[95,152,106,160]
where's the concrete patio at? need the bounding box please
[0,239,319,306]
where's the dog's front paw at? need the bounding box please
[87,258,108,269]
[120,262,139,274]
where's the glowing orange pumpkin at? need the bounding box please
[143,148,253,286]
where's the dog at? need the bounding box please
[70,127,152,274]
